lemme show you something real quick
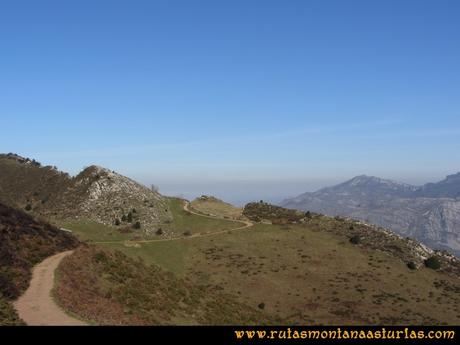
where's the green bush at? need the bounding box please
[424,257,441,270]
[133,221,141,229]
[114,219,121,226]
[407,262,417,270]
[349,235,361,245]
[127,212,133,223]
[121,215,127,222]
[156,228,163,235]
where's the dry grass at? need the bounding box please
[190,196,243,220]
[54,245,273,325]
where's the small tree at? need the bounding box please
[407,262,417,270]
[127,212,133,223]
[25,204,32,211]
[114,218,121,226]
[133,221,141,229]
[121,214,127,222]
[258,303,265,310]
[156,228,163,235]
[305,211,312,219]
[349,235,361,245]
[424,257,441,270]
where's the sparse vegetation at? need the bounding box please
[425,257,441,270]
[0,295,24,325]
[54,246,271,325]
[243,202,305,224]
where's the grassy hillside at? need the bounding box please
[0,154,71,213]
[62,197,243,243]
[0,202,79,325]
[243,201,306,224]
[62,201,460,325]
[54,245,272,325]
[190,195,244,219]
[0,154,172,233]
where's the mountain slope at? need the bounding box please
[0,202,79,325]
[415,172,460,198]
[0,154,172,234]
[52,165,172,234]
[281,174,460,257]
[54,245,272,325]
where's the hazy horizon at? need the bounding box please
[1,1,459,205]
[5,151,458,206]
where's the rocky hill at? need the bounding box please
[281,174,460,257]
[0,154,172,234]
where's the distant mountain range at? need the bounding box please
[281,173,460,257]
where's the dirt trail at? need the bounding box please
[95,201,253,245]
[13,250,87,326]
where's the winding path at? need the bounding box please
[13,250,87,326]
[94,201,254,245]
[12,202,251,325]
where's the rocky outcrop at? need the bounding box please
[0,155,171,234]
[54,166,172,233]
[282,174,460,257]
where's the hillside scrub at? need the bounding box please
[0,295,24,325]
[243,202,306,224]
[0,202,79,300]
[54,246,272,325]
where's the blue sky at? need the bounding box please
[1,0,459,204]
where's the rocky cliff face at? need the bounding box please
[282,174,460,257]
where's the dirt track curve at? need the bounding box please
[13,250,87,326]
[94,201,253,245]
[12,202,252,325]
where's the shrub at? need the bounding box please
[127,212,133,223]
[349,235,361,245]
[156,228,163,235]
[133,221,141,229]
[407,262,417,270]
[424,257,441,270]
[305,211,312,219]
[258,303,265,310]
[121,215,127,222]
[24,204,32,211]
[183,230,192,236]
[94,251,107,263]
[114,219,121,226]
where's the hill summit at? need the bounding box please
[0,154,171,233]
